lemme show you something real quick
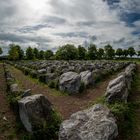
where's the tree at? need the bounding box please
[26,47,34,60]
[116,48,123,58]
[55,44,78,60]
[77,45,87,60]
[97,48,104,59]
[8,44,24,60]
[33,48,39,59]
[104,44,115,59]
[45,50,54,60]
[123,49,129,58]
[0,47,3,55]
[87,44,97,60]
[128,47,136,57]
[39,50,45,60]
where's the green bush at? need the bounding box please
[79,82,85,93]
[39,74,46,83]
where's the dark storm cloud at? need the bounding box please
[76,21,94,27]
[0,33,52,43]
[18,24,53,33]
[54,32,89,38]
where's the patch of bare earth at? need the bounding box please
[0,63,18,140]
[9,65,123,120]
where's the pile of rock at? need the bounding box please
[105,63,136,103]
[59,104,118,140]
[6,60,130,94]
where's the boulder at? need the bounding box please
[59,72,81,94]
[10,84,20,93]
[18,94,53,132]
[105,74,128,103]
[21,89,31,98]
[80,71,93,86]
[59,104,118,140]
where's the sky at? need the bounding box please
[0,0,140,54]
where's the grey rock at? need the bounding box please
[59,104,118,140]
[21,89,31,98]
[18,94,52,132]
[10,84,20,93]
[59,72,81,94]
[105,75,128,103]
[80,71,93,86]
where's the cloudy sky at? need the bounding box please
[0,0,140,53]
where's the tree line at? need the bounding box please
[0,43,140,60]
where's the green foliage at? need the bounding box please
[8,44,24,60]
[0,47,3,55]
[97,48,104,59]
[123,49,129,58]
[33,48,39,59]
[104,44,115,59]
[55,44,78,60]
[26,47,34,60]
[116,48,123,58]
[79,82,85,93]
[78,45,87,60]
[39,50,45,60]
[87,44,97,60]
[28,110,62,140]
[128,47,136,57]
[45,50,54,60]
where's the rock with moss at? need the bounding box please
[18,94,53,132]
[59,72,81,94]
[59,104,118,140]
[80,70,93,87]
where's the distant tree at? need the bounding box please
[116,48,123,58]
[55,44,78,60]
[104,44,115,59]
[39,50,45,60]
[97,48,104,59]
[33,48,39,59]
[45,50,54,60]
[87,44,97,60]
[128,47,136,57]
[78,45,87,60]
[26,47,34,60]
[123,49,129,58]
[0,47,3,55]
[8,44,24,60]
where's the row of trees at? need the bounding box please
[2,43,140,60]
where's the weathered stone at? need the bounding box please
[59,72,81,94]
[18,94,52,132]
[10,84,20,93]
[80,71,93,86]
[105,75,128,103]
[21,89,31,98]
[59,104,118,140]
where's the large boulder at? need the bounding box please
[59,104,118,140]
[80,70,93,87]
[18,94,53,132]
[105,74,128,103]
[59,72,81,94]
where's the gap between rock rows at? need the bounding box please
[8,65,125,120]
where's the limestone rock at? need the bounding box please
[18,94,52,132]
[59,104,118,140]
[59,72,81,94]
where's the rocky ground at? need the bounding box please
[0,61,140,140]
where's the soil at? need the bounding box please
[0,63,18,140]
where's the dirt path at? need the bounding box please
[8,65,124,120]
[0,63,18,140]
